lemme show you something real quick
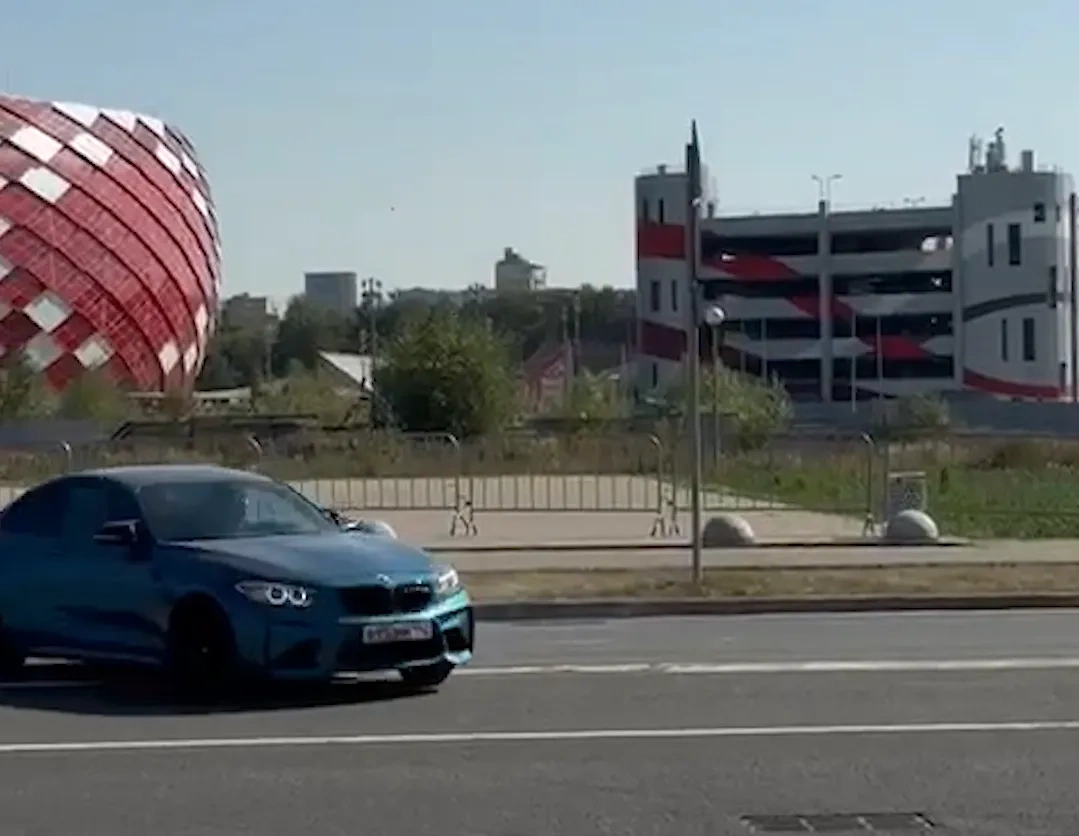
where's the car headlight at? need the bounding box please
[435,566,461,597]
[235,580,315,609]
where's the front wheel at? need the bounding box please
[399,660,454,690]
[165,601,240,699]
[0,616,26,678]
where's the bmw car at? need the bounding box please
[0,464,473,693]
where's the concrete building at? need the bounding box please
[304,271,358,313]
[495,248,547,293]
[221,294,272,331]
[635,129,1077,402]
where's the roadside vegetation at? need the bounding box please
[0,295,1073,539]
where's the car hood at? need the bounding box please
[179,532,438,586]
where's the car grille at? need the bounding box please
[338,582,434,616]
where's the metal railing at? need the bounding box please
[0,428,1075,539]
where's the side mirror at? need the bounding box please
[94,520,140,547]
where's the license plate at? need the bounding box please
[362,621,434,644]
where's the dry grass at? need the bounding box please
[462,563,1079,601]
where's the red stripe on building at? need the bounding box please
[637,222,930,360]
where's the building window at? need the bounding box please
[657,199,665,224]
[1000,319,1009,362]
[1049,265,1058,308]
[1008,223,1022,265]
[640,198,649,221]
[1022,317,1036,361]
[651,362,658,388]
[1034,203,1046,223]
[669,279,678,312]
[649,280,661,312]
[986,224,994,266]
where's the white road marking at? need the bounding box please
[5,657,1079,691]
[0,720,1078,755]
[456,658,1079,676]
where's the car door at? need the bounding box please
[49,478,164,662]
[0,481,69,649]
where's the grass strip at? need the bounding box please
[462,563,1079,601]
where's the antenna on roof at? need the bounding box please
[968,134,984,173]
[986,127,1007,171]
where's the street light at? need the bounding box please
[703,305,726,470]
[361,276,383,400]
[812,174,841,402]
[812,173,842,205]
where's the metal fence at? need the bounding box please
[0,428,1076,539]
[663,431,879,538]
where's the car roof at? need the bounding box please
[68,464,273,489]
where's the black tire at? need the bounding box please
[399,660,454,690]
[165,598,239,700]
[0,617,25,678]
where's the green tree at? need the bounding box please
[559,370,627,423]
[252,369,355,424]
[0,354,51,419]
[379,308,517,437]
[667,366,793,445]
[270,297,350,375]
[55,370,130,424]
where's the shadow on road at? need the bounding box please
[0,662,431,716]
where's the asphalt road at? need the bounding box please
[5,611,1079,834]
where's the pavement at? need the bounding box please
[4,611,1079,833]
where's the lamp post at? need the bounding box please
[361,276,383,399]
[685,122,705,584]
[812,174,841,402]
[812,173,842,205]
[703,304,726,470]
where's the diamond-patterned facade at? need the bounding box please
[0,94,221,391]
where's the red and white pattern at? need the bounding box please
[0,94,221,391]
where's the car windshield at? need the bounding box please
[137,478,337,541]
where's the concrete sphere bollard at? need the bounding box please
[701,513,756,547]
[883,509,940,544]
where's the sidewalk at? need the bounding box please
[368,508,870,549]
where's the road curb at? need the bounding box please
[473,593,1079,621]
[426,537,972,554]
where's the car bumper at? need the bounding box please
[238,591,474,681]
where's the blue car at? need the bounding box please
[0,464,473,693]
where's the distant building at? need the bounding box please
[521,339,627,413]
[495,248,547,293]
[222,294,272,331]
[636,129,1079,403]
[304,271,358,313]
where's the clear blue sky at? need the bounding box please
[2,0,1073,305]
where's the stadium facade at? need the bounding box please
[0,94,221,392]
